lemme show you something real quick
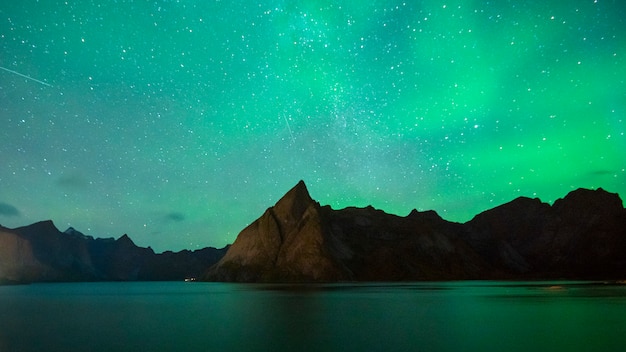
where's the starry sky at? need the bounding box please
[1,0,624,252]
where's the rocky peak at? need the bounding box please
[407,209,443,222]
[470,196,548,222]
[15,220,59,238]
[205,181,345,282]
[272,180,318,223]
[64,227,94,241]
[553,187,624,218]
[116,234,137,248]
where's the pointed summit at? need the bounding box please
[272,180,317,222]
[204,180,345,282]
[117,234,135,246]
[277,180,312,204]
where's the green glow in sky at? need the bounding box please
[1,0,624,251]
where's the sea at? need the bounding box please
[1,281,625,352]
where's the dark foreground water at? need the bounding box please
[1,281,625,352]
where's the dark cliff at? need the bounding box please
[0,221,227,284]
[205,181,626,282]
[465,188,626,279]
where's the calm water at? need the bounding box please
[1,281,625,352]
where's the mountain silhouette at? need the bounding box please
[3,181,625,284]
[205,181,626,282]
[0,220,227,284]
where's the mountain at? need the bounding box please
[204,181,626,282]
[0,220,228,284]
[204,180,353,282]
[465,188,626,279]
[204,181,489,282]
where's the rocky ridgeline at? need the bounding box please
[0,220,227,284]
[205,181,626,282]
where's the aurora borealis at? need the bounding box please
[1,0,624,251]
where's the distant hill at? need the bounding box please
[204,181,626,282]
[0,220,228,284]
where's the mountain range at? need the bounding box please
[0,220,227,284]
[204,181,626,282]
[2,181,625,284]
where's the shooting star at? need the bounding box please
[0,66,53,87]
[282,113,295,143]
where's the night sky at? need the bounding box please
[1,0,624,252]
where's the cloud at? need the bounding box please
[56,174,89,188]
[588,170,615,176]
[0,202,20,217]
[164,212,185,222]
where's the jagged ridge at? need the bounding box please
[205,181,626,282]
[0,221,228,284]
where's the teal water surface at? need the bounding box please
[1,281,625,352]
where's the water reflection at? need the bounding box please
[1,281,625,352]
[250,282,455,296]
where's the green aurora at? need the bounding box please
[1,0,624,251]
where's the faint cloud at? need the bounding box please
[0,202,20,217]
[588,170,615,177]
[164,212,185,222]
[57,174,89,188]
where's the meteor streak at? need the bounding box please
[282,113,295,143]
[0,66,53,87]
